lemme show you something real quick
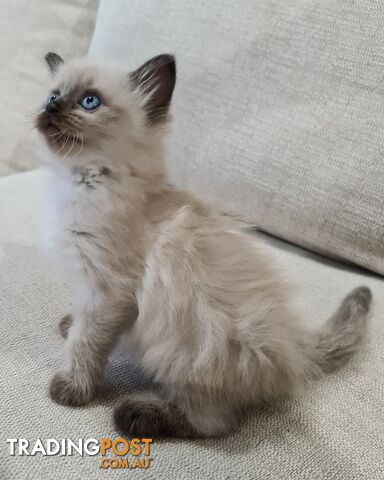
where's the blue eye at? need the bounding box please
[47,92,60,104]
[80,95,101,111]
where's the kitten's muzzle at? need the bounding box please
[45,101,60,114]
[35,108,80,154]
[36,110,59,135]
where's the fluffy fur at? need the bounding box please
[36,52,372,438]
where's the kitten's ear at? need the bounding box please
[130,54,176,123]
[45,52,64,74]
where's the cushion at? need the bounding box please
[0,0,99,177]
[1,169,383,479]
[90,0,384,275]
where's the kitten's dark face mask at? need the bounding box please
[35,52,176,158]
[36,53,119,156]
[37,88,103,154]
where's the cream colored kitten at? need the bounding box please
[36,52,371,438]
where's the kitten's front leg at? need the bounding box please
[50,304,136,406]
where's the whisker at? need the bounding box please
[58,134,70,155]
[61,133,76,160]
[51,129,69,148]
[48,128,69,138]
[78,132,84,156]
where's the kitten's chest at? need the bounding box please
[43,173,109,252]
[43,170,147,294]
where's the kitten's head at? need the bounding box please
[36,52,176,164]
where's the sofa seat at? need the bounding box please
[1,170,383,480]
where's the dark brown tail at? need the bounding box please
[314,286,372,373]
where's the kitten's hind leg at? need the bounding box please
[113,389,238,439]
[113,391,194,438]
[59,314,73,339]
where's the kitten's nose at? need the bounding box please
[46,101,60,113]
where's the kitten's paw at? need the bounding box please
[59,314,73,339]
[49,371,93,406]
[113,392,170,437]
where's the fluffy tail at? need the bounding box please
[313,286,372,373]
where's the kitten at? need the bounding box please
[36,52,372,438]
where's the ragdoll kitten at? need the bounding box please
[36,52,372,438]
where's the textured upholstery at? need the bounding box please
[1,170,383,479]
[0,0,98,177]
[90,0,384,275]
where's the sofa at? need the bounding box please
[1,1,383,479]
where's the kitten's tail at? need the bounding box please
[313,286,372,373]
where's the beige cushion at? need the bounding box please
[90,0,384,275]
[0,0,99,177]
[1,169,383,479]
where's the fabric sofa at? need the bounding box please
[1,1,383,479]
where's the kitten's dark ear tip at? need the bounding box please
[45,52,64,74]
[159,54,176,67]
[130,53,177,124]
[153,54,176,78]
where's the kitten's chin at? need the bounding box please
[42,133,81,157]
[36,111,84,156]
[36,111,58,136]
[35,111,82,157]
